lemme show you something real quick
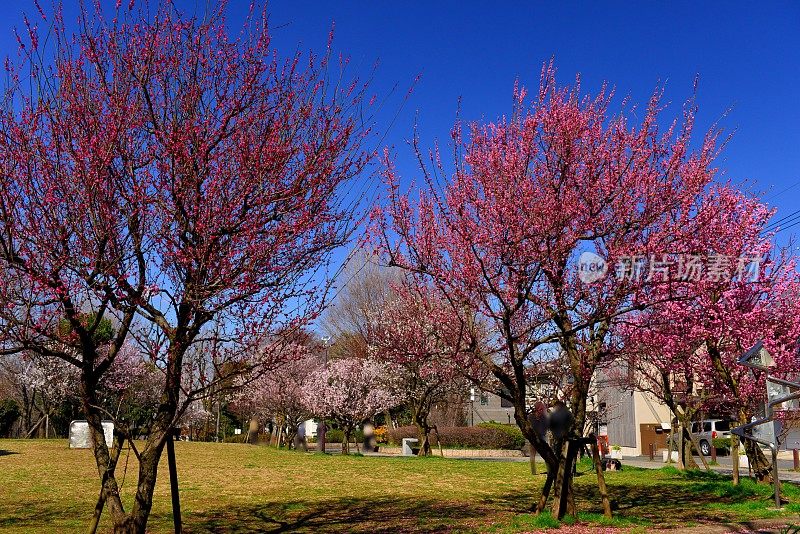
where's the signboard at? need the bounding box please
[69,420,114,449]
[780,427,800,451]
[773,412,800,451]
[738,341,775,371]
[732,417,775,448]
[767,377,800,411]
[733,341,800,509]
[751,418,777,448]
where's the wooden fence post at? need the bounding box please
[590,438,613,519]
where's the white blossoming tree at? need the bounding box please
[302,358,398,453]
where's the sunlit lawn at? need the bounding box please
[1,439,799,533]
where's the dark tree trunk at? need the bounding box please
[551,440,578,519]
[342,428,351,454]
[685,426,710,471]
[671,418,698,470]
[744,439,773,483]
[122,445,165,534]
[81,375,128,529]
[513,402,559,513]
[411,393,433,457]
[414,421,432,457]
[534,469,555,513]
[384,410,395,431]
[736,410,773,483]
[79,334,188,534]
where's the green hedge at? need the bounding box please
[712,437,733,452]
[386,424,525,450]
[477,422,526,449]
[223,432,271,444]
[0,399,20,437]
[322,428,364,443]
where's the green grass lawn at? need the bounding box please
[0,439,799,533]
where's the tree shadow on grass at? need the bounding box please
[0,502,81,529]
[192,496,495,533]
[190,479,795,534]
[492,469,796,531]
[190,470,796,533]
[0,449,19,456]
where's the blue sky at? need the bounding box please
[2,1,798,244]
[258,1,800,246]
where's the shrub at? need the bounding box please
[323,428,365,443]
[387,425,419,445]
[0,399,20,437]
[477,422,526,449]
[224,432,271,444]
[325,429,344,443]
[712,437,731,453]
[374,425,389,444]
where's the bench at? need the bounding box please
[402,438,419,456]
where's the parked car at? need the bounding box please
[690,419,732,456]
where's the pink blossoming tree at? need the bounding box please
[368,280,477,455]
[234,340,323,447]
[372,64,747,517]
[620,187,800,482]
[0,3,374,532]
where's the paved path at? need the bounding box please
[381,451,800,483]
[623,455,800,483]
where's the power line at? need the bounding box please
[761,205,800,235]
[773,218,800,236]
[764,212,800,233]
[766,208,800,227]
[764,180,800,202]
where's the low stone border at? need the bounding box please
[376,446,524,458]
[313,443,525,457]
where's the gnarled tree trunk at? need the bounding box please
[415,423,432,456]
[737,410,773,483]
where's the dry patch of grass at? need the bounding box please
[0,440,798,533]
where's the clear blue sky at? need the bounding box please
[260,1,800,245]
[3,1,799,244]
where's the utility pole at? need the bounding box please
[215,399,221,442]
[317,336,332,453]
[469,388,475,426]
[321,336,331,364]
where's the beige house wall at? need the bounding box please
[627,389,672,457]
[469,377,674,458]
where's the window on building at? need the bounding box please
[480,393,489,406]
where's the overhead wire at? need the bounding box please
[763,209,800,233]
[764,180,800,202]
